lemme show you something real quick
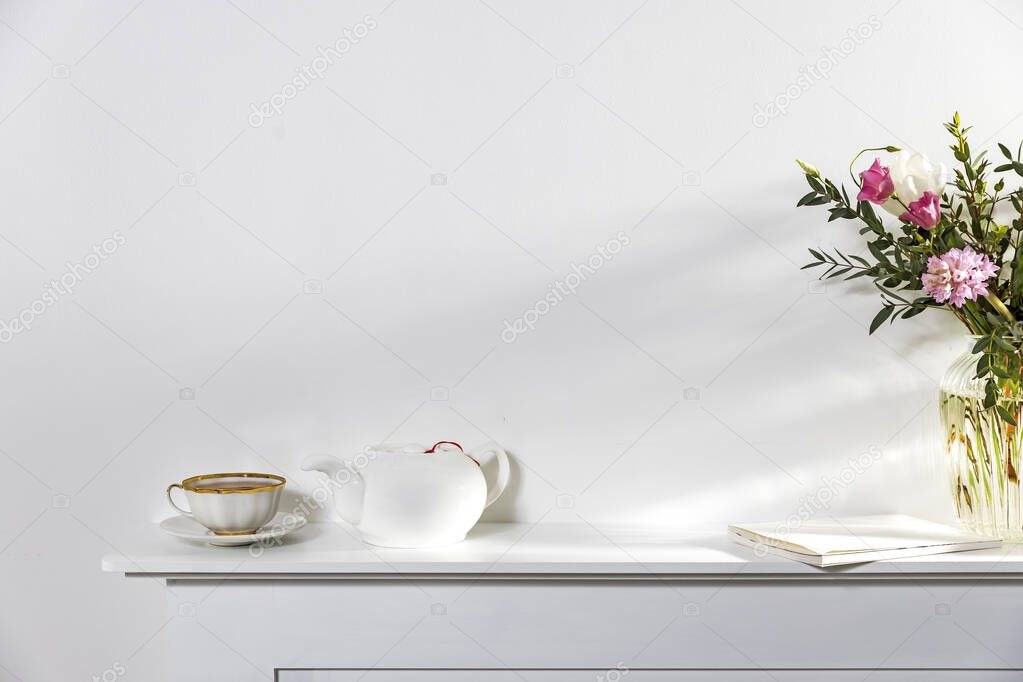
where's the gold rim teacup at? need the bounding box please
[166,473,285,535]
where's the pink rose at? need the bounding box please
[856,158,894,205]
[899,191,941,229]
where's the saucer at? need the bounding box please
[159,512,307,546]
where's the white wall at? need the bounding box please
[0,0,1019,679]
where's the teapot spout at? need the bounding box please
[301,454,364,526]
[302,454,346,479]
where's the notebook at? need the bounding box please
[728,514,1001,567]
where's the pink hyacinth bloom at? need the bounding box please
[921,246,999,308]
[899,190,941,229]
[856,158,895,204]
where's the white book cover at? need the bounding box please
[728,514,1001,567]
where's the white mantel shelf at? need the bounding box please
[117,523,1023,680]
[102,522,1023,579]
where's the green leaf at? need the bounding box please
[984,384,997,409]
[797,191,817,207]
[860,202,878,225]
[992,363,1013,379]
[999,143,1013,160]
[993,335,1016,353]
[868,306,893,334]
[997,405,1018,426]
[901,306,927,319]
[867,241,890,265]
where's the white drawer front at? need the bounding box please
[166,579,1023,680]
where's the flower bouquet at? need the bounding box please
[796,113,1023,539]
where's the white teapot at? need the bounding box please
[302,441,510,548]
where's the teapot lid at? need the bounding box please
[368,443,478,464]
[424,441,461,453]
[367,441,480,466]
[425,441,480,467]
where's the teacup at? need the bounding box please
[166,473,285,535]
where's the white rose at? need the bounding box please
[881,151,948,216]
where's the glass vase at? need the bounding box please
[941,337,1023,540]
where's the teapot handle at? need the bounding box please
[472,443,510,508]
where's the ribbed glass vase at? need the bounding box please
[941,337,1023,541]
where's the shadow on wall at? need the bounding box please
[190,186,958,529]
